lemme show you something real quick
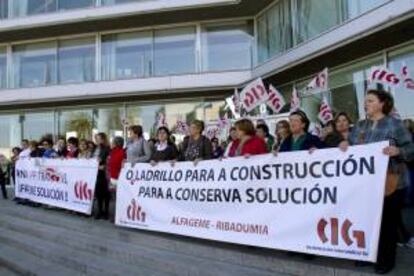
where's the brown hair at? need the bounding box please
[276,120,291,135]
[290,110,310,132]
[235,119,255,136]
[333,112,352,131]
[191,120,205,133]
[366,89,394,115]
[129,125,143,137]
[276,120,290,131]
[96,132,109,147]
[29,140,38,148]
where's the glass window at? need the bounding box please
[297,57,384,124]
[126,104,163,140]
[294,0,344,44]
[58,0,94,10]
[0,0,8,19]
[102,0,143,6]
[257,0,293,63]
[58,37,95,84]
[0,46,7,89]
[13,41,58,88]
[202,21,253,72]
[204,100,227,122]
[12,0,95,17]
[388,44,414,119]
[93,106,124,141]
[274,83,293,114]
[127,101,203,142]
[154,27,196,76]
[0,114,21,158]
[345,0,388,19]
[102,31,152,81]
[13,0,57,17]
[58,109,94,140]
[22,112,55,141]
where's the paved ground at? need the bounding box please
[0,187,413,276]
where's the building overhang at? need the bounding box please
[0,0,272,43]
[0,70,250,108]
[253,0,414,86]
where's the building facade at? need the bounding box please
[0,0,413,156]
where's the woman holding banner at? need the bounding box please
[234,119,267,157]
[93,133,111,220]
[324,112,352,147]
[224,127,239,158]
[273,120,290,151]
[179,120,212,163]
[150,127,178,164]
[340,89,414,274]
[126,125,152,164]
[278,111,324,152]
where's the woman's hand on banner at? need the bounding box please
[150,160,158,167]
[170,160,176,167]
[272,151,278,157]
[383,146,400,157]
[244,154,251,159]
[339,141,349,152]
[193,158,201,166]
[308,147,316,154]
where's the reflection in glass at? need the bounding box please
[22,112,55,141]
[58,37,95,84]
[257,0,292,63]
[102,31,152,80]
[154,27,196,76]
[93,107,124,141]
[58,109,94,140]
[0,114,21,157]
[202,21,253,71]
[0,0,8,19]
[13,41,58,88]
[0,47,7,89]
[388,44,414,118]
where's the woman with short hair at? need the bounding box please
[126,125,151,164]
[234,119,267,157]
[179,120,212,162]
[150,127,178,164]
[279,111,324,152]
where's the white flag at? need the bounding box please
[318,96,333,124]
[369,66,401,87]
[305,68,328,95]
[175,119,189,135]
[290,87,301,112]
[240,78,269,112]
[267,85,286,113]
[157,113,167,128]
[233,90,241,114]
[402,64,414,90]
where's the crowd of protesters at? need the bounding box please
[1,89,414,274]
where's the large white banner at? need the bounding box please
[116,142,389,262]
[15,158,99,214]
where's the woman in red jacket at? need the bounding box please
[108,136,126,184]
[234,119,267,157]
[107,136,126,222]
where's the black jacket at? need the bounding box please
[279,133,325,152]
